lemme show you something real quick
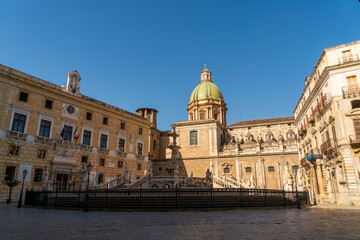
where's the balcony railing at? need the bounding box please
[337,54,359,64]
[35,136,54,144]
[320,138,339,159]
[300,157,309,167]
[136,154,145,160]
[117,151,127,158]
[7,131,28,140]
[98,147,110,155]
[342,84,360,99]
[80,144,93,151]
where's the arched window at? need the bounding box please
[245,167,252,173]
[268,166,275,173]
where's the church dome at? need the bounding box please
[189,64,224,103]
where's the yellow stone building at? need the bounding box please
[0,64,151,200]
[0,63,301,200]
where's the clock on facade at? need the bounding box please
[67,106,75,114]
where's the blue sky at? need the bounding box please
[1,1,360,130]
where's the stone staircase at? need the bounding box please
[341,149,359,195]
[213,176,240,188]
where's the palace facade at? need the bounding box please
[0,64,152,199]
[1,40,360,205]
[295,40,360,204]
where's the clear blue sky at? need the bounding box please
[1,1,360,130]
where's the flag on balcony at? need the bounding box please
[74,127,80,141]
[60,126,65,144]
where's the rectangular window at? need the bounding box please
[103,117,108,125]
[347,76,358,90]
[86,112,92,120]
[200,114,205,120]
[4,166,16,181]
[11,113,27,133]
[118,161,123,168]
[100,158,105,166]
[190,131,198,146]
[153,140,157,150]
[118,138,125,152]
[82,156,88,164]
[83,130,91,145]
[342,50,352,62]
[137,143,143,155]
[137,164,141,171]
[45,100,53,109]
[121,122,125,130]
[37,150,46,159]
[62,125,73,141]
[139,128,143,135]
[100,134,108,148]
[268,166,275,173]
[9,145,19,156]
[214,114,218,120]
[39,119,51,137]
[19,91,28,102]
[34,168,43,182]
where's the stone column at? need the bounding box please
[236,157,240,184]
[215,158,219,178]
[277,161,282,189]
[316,160,326,195]
[262,159,266,189]
[257,157,263,188]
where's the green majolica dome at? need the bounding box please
[189,64,224,103]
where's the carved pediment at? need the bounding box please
[346,109,360,119]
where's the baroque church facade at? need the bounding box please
[152,64,300,190]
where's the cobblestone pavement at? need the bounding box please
[1,205,360,240]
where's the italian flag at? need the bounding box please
[74,127,80,141]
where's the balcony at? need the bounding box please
[98,147,110,155]
[136,154,145,160]
[80,144,93,151]
[117,151,127,158]
[320,138,339,159]
[300,157,309,167]
[35,136,54,144]
[7,131,28,140]
[337,54,359,64]
[342,85,360,99]
[349,135,360,147]
[56,140,80,148]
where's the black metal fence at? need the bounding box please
[25,188,309,210]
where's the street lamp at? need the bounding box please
[292,166,301,209]
[84,162,93,212]
[17,168,28,208]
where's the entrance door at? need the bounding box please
[56,173,68,190]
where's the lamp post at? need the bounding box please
[84,162,93,212]
[17,168,28,208]
[292,166,301,209]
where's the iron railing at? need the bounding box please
[25,188,309,210]
[337,54,359,64]
[342,85,360,99]
[320,138,337,153]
